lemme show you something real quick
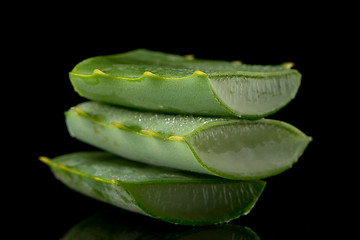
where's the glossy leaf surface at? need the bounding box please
[65,101,311,180]
[40,151,266,226]
[69,49,301,119]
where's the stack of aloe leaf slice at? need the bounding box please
[40,49,311,226]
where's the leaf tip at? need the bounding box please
[143,71,156,77]
[168,135,185,141]
[232,60,243,65]
[94,177,108,183]
[39,156,51,163]
[283,62,295,69]
[70,107,87,116]
[193,70,206,76]
[140,129,162,137]
[93,69,107,75]
[184,54,195,60]
[109,122,128,129]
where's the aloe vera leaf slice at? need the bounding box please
[65,101,311,180]
[69,49,301,119]
[40,151,266,226]
[62,211,261,240]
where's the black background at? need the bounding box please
[5,4,355,239]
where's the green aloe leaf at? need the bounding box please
[63,211,261,239]
[40,151,266,226]
[69,49,301,119]
[65,101,311,180]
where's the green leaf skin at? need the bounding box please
[65,101,311,180]
[40,151,266,226]
[62,211,261,239]
[69,49,301,119]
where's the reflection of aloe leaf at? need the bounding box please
[39,152,265,225]
[62,210,261,240]
[69,48,301,119]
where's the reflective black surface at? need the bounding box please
[62,210,261,239]
[7,10,350,239]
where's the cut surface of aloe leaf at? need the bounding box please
[63,211,261,240]
[65,101,311,180]
[69,49,301,119]
[40,151,266,226]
